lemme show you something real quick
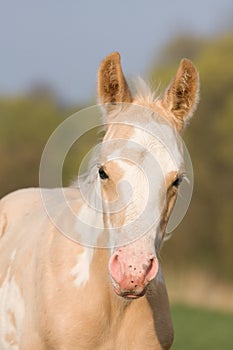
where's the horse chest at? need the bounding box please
[40,284,161,350]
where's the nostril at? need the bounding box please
[109,253,122,284]
[149,258,154,269]
[145,257,159,283]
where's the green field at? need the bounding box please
[171,304,233,349]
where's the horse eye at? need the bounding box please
[99,166,109,180]
[172,176,183,188]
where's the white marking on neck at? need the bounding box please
[71,248,93,287]
[0,267,24,349]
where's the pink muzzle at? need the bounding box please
[109,246,158,298]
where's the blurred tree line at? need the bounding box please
[0,93,98,196]
[0,33,232,282]
[0,93,67,195]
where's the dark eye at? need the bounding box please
[172,176,183,188]
[99,166,109,180]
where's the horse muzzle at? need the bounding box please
[109,248,158,298]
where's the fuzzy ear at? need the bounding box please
[161,58,199,131]
[98,52,133,112]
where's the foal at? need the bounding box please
[0,52,199,349]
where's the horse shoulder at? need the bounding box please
[0,188,57,349]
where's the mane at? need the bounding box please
[132,77,161,105]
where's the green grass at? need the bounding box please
[171,304,233,350]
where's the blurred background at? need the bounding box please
[0,1,232,348]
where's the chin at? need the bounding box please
[113,286,147,299]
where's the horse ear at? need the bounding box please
[161,58,199,132]
[98,52,133,112]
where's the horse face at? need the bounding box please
[97,52,199,298]
[99,116,183,298]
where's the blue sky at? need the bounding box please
[0,0,232,104]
